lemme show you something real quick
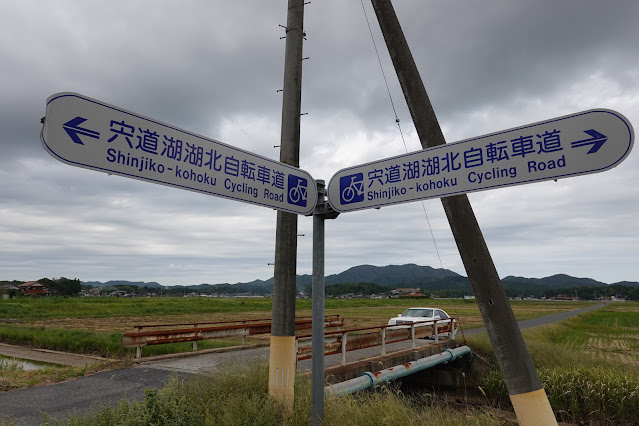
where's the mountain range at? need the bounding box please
[82,264,639,297]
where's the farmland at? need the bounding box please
[0,297,590,357]
[1,297,638,424]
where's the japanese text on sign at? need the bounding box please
[328,109,633,213]
[41,93,317,214]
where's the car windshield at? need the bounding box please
[401,308,433,318]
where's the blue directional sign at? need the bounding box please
[41,92,318,215]
[327,109,634,213]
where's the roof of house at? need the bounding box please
[19,281,43,287]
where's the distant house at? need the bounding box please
[551,294,579,301]
[19,281,49,296]
[391,288,425,298]
[369,293,388,299]
[109,290,130,297]
[81,287,102,297]
[0,284,20,299]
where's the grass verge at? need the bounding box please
[38,360,510,426]
[468,302,639,424]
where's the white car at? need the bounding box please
[387,307,450,327]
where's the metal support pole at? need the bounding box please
[341,333,347,366]
[410,324,416,349]
[381,328,387,356]
[269,0,306,408]
[369,1,557,424]
[452,318,457,340]
[311,181,326,426]
[192,323,198,351]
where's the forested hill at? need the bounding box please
[81,264,459,290]
[78,264,639,299]
[302,264,461,287]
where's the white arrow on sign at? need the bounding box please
[327,109,634,213]
[41,92,318,215]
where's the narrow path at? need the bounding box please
[0,343,109,368]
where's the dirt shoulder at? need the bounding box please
[0,342,112,367]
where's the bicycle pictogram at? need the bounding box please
[339,173,364,204]
[287,175,308,207]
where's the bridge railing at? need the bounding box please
[295,318,456,366]
[130,315,342,332]
[122,315,344,359]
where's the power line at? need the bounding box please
[359,0,444,270]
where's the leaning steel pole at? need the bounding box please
[369,1,557,424]
[269,0,305,408]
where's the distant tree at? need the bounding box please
[38,277,81,296]
[142,286,159,296]
[115,284,140,295]
[37,277,55,287]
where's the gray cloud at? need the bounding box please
[1,1,637,286]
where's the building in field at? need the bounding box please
[18,281,49,296]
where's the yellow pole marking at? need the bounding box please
[510,388,557,426]
[268,335,296,410]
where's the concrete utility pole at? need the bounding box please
[369,1,557,424]
[269,0,306,408]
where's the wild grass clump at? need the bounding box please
[324,387,508,426]
[543,367,639,424]
[467,304,639,424]
[44,361,509,426]
[0,416,18,426]
[480,367,639,425]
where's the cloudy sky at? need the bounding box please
[2,1,638,286]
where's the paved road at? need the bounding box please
[461,302,605,336]
[0,367,197,425]
[0,303,604,424]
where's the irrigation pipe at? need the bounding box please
[325,345,472,396]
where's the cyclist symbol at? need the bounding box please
[340,173,364,204]
[287,175,308,207]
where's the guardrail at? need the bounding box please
[296,318,456,366]
[130,315,342,332]
[122,315,344,358]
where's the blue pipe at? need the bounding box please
[325,345,472,396]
